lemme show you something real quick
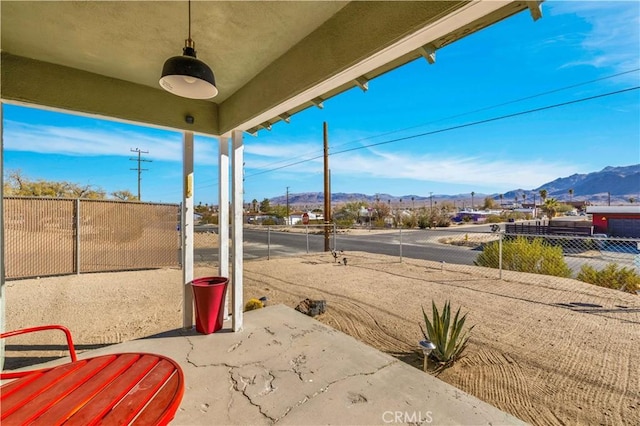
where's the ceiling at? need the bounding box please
[1,1,539,136]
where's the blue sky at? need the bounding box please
[3,1,639,205]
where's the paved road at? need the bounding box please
[194,227,481,265]
[193,225,640,275]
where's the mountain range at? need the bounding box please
[269,164,640,207]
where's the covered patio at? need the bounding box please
[1,1,541,423]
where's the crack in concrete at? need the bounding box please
[184,327,398,424]
[185,336,197,368]
[290,354,307,382]
[273,359,399,422]
[259,370,277,397]
[229,365,277,423]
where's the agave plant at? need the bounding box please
[420,300,474,367]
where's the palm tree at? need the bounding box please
[568,188,574,202]
[539,189,547,203]
[630,197,636,204]
[499,194,504,206]
[543,198,559,218]
[471,191,475,209]
[522,193,526,205]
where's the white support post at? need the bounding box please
[182,132,195,329]
[231,130,244,332]
[0,102,5,368]
[218,137,230,319]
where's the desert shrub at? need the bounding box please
[504,211,526,221]
[420,300,474,368]
[244,298,264,311]
[577,263,640,294]
[401,215,417,229]
[262,217,277,226]
[335,218,354,228]
[373,218,386,228]
[200,213,218,224]
[485,215,502,223]
[434,216,451,227]
[417,215,431,229]
[475,236,572,278]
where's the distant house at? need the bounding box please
[289,211,322,225]
[454,210,501,223]
[586,206,640,237]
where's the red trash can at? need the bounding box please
[190,277,229,334]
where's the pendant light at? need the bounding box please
[159,0,217,99]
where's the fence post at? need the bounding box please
[399,227,403,262]
[267,226,271,260]
[75,198,81,275]
[498,232,503,280]
[306,226,309,254]
[333,223,337,251]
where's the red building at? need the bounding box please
[586,206,640,237]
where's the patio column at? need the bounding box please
[218,137,230,319]
[0,102,5,368]
[231,130,244,331]
[182,131,195,329]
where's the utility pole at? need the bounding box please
[323,122,331,252]
[286,186,290,225]
[130,148,151,200]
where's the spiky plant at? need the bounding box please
[420,301,474,367]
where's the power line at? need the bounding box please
[243,68,640,174]
[328,67,640,152]
[189,72,640,194]
[245,86,639,178]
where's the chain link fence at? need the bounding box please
[240,224,640,294]
[4,197,180,280]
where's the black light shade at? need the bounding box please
[160,44,218,99]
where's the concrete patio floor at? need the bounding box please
[17,304,525,425]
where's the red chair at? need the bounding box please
[1,324,77,379]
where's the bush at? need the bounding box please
[475,236,572,278]
[373,218,386,228]
[420,300,474,368]
[262,217,277,226]
[485,214,502,223]
[401,215,417,229]
[244,298,264,311]
[418,215,431,229]
[435,216,451,227]
[577,263,640,294]
[335,218,354,228]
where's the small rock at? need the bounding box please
[295,298,327,317]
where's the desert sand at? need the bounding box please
[3,232,639,425]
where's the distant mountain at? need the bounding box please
[268,164,640,207]
[533,165,640,200]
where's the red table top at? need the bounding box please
[1,352,184,426]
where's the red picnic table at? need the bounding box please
[1,352,184,425]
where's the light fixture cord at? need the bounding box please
[188,0,191,41]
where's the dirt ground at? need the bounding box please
[3,238,639,425]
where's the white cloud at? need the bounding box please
[244,141,581,191]
[547,1,640,75]
[3,120,219,166]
